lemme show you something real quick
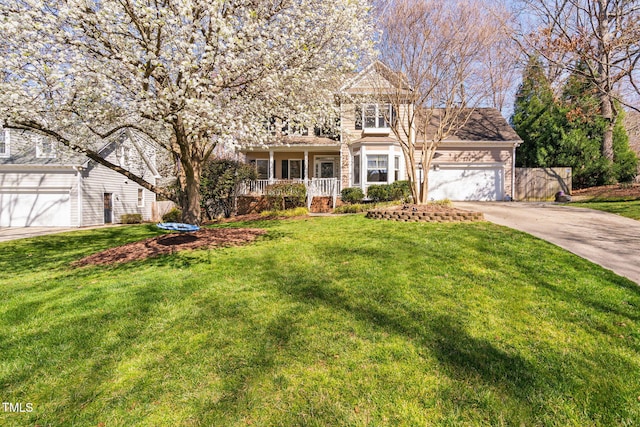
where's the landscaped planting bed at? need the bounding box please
[366,204,484,222]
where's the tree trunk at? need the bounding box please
[600,94,615,162]
[180,167,202,225]
[174,118,204,225]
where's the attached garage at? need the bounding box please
[428,164,505,201]
[0,189,71,227]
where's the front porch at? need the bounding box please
[238,178,341,210]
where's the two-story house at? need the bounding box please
[0,128,160,227]
[238,62,522,209]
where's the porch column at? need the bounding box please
[387,145,394,184]
[360,145,367,192]
[269,150,274,182]
[304,150,309,181]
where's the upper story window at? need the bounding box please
[355,104,395,133]
[116,144,132,168]
[35,135,56,158]
[0,129,9,157]
[282,120,309,136]
[263,117,277,136]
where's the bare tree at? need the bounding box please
[518,0,640,161]
[373,0,507,203]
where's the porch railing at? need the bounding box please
[238,178,341,208]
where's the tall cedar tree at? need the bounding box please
[512,57,638,188]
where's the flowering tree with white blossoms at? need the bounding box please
[0,0,373,224]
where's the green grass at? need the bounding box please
[571,200,640,220]
[1,216,639,426]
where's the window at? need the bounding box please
[281,159,303,179]
[353,155,360,185]
[35,136,56,158]
[367,155,388,182]
[282,120,308,136]
[116,144,132,167]
[355,106,363,130]
[137,188,144,207]
[395,156,400,181]
[251,159,269,179]
[263,117,277,135]
[0,129,8,157]
[360,104,394,130]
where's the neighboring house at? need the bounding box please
[238,63,522,205]
[0,128,160,227]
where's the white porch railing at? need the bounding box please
[238,178,342,209]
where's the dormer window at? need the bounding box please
[35,136,56,158]
[0,129,9,157]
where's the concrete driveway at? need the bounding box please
[0,225,123,242]
[455,202,640,285]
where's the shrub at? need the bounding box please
[367,184,391,202]
[162,207,182,223]
[200,159,257,219]
[265,182,307,210]
[260,207,309,217]
[333,204,369,214]
[120,213,142,224]
[341,187,365,204]
[390,180,411,202]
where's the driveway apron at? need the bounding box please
[455,202,640,285]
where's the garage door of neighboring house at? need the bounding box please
[0,190,71,227]
[428,165,504,201]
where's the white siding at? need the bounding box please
[81,163,155,226]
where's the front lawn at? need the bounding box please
[1,216,639,426]
[571,200,640,220]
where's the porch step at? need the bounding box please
[309,197,334,213]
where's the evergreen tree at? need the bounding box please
[511,56,562,169]
[512,57,638,189]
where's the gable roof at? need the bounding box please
[422,108,522,143]
[340,61,409,95]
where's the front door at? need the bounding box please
[315,157,338,179]
[103,193,113,224]
[320,161,335,178]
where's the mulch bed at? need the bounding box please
[73,227,267,267]
[572,183,640,199]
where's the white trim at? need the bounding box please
[437,140,522,148]
[0,186,72,193]
[431,162,506,169]
[0,164,78,170]
[137,188,145,207]
[75,166,83,227]
[268,150,274,181]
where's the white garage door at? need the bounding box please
[428,166,504,201]
[0,191,71,227]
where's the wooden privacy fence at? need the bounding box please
[515,168,572,201]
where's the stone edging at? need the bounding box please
[366,209,484,223]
